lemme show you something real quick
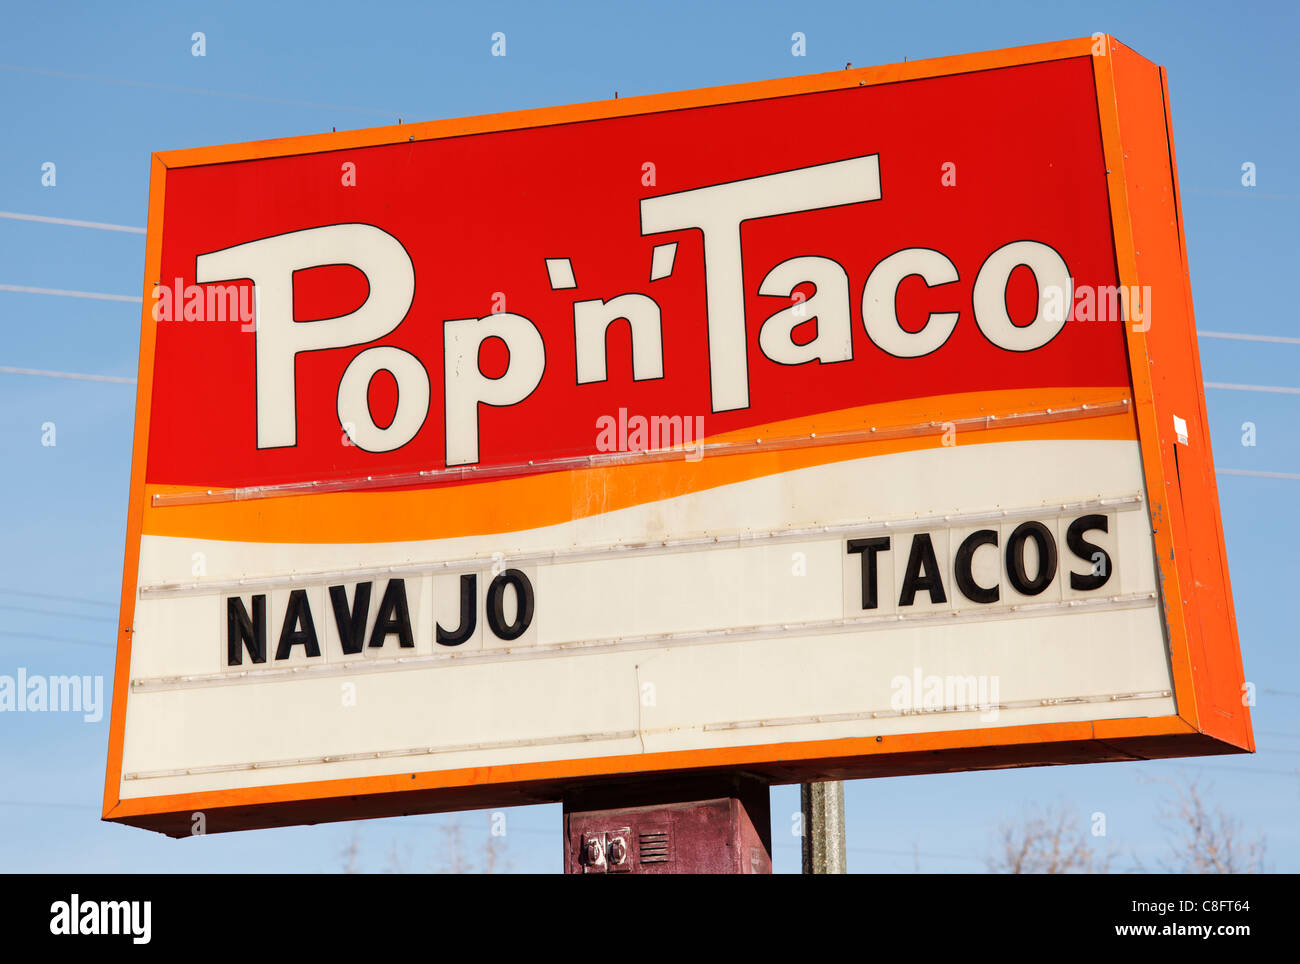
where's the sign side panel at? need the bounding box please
[1105,39,1251,749]
[104,155,169,819]
[1121,44,1251,749]
[1094,42,1200,732]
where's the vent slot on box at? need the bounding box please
[639,830,670,864]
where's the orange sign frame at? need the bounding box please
[103,35,1251,836]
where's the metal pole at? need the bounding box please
[800,781,847,873]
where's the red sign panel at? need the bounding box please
[148,55,1123,489]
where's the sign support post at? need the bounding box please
[801,781,847,874]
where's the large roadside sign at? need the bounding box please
[105,36,1252,836]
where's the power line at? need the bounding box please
[4,277,1300,423]
[395,819,555,838]
[0,588,116,609]
[0,211,143,234]
[1185,188,1300,201]
[770,839,984,862]
[0,283,141,303]
[1199,329,1300,345]
[1175,762,1298,777]
[0,365,135,384]
[0,368,1292,400]
[9,232,1300,372]
[0,604,115,623]
[1205,381,1300,395]
[0,62,404,118]
[0,629,114,649]
[1218,468,1300,481]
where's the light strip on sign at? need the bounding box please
[138,493,1144,599]
[129,591,1158,693]
[122,686,1172,782]
[123,729,642,781]
[701,689,1174,731]
[148,397,1133,508]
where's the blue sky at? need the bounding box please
[1,0,1296,873]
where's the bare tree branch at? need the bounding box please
[985,800,1115,874]
[340,831,361,874]
[1146,772,1267,874]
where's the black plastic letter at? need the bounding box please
[1066,514,1112,591]
[486,569,534,641]
[437,574,478,646]
[227,594,267,666]
[846,537,890,610]
[898,533,947,606]
[954,529,1000,604]
[329,582,372,655]
[369,579,414,648]
[276,588,321,660]
[1005,521,1058,596]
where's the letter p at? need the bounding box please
[444,313,545,466]
[195,223,416,449]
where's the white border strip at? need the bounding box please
[122,685,1171,781]
[702,689,1172,731]
[124,729,640,781]
[129,591,1158,693]
[139,494,1144,599]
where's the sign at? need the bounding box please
[105,36,1252,836]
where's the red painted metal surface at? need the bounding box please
[563,776,772,874]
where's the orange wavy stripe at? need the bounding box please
[142,387,1134,544]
